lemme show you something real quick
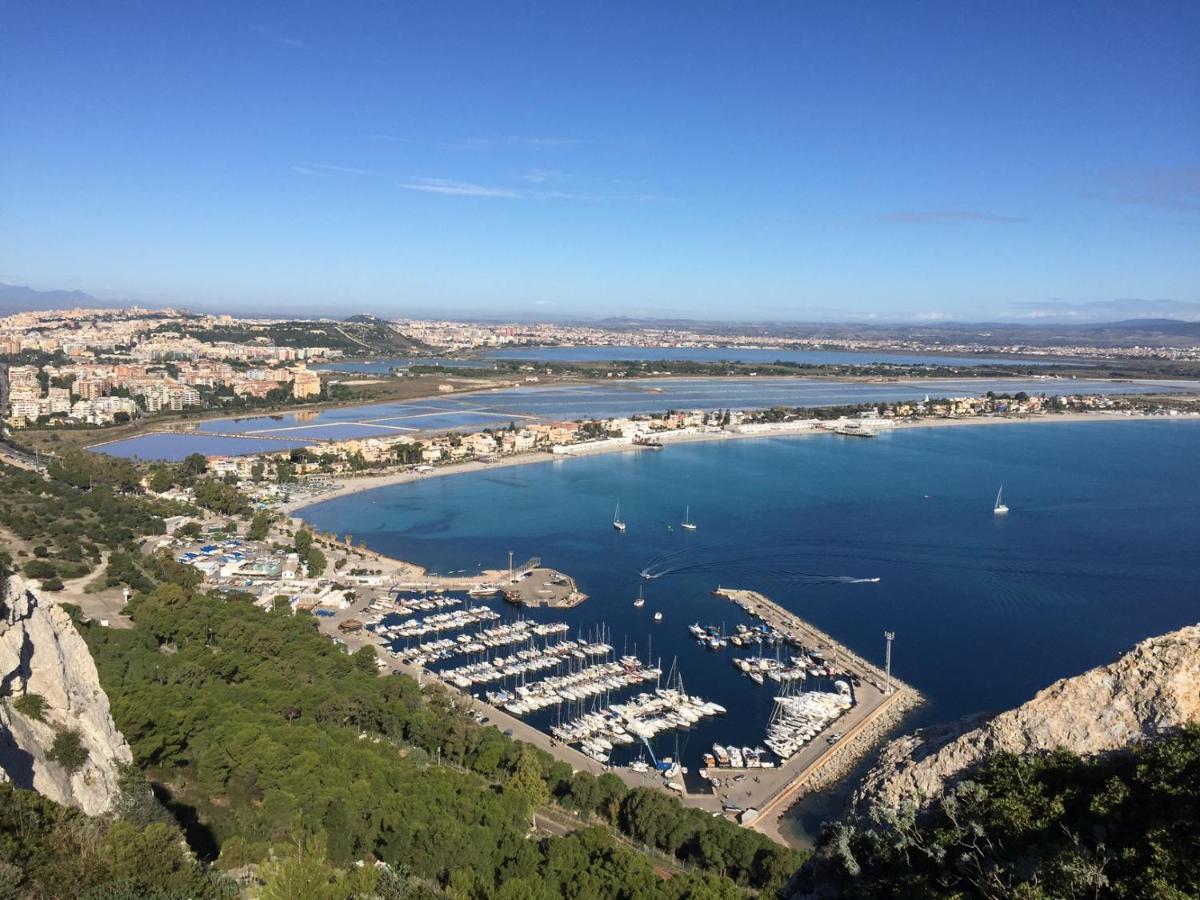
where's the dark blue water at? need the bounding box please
[95,377,1189,459]
[298,420,1200,832]
[486,346,1060,367]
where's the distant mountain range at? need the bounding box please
[3,283,1198,346]
[0,282,108,313]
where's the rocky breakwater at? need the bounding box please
[853,623,1200,814]
[0,572,133,815]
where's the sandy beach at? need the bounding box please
[281,410,1193,514]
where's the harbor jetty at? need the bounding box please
[710,587,924,840]
[713,588,918,696]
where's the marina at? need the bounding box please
[312,572,920,838]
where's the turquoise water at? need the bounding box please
[298,420,1200,833]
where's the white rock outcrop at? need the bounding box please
[854,623,1200,814]
[0,572,133,815]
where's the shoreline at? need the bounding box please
[282,410,1194,514]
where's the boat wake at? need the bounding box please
[638,542,879,585]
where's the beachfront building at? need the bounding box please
[291,365,322,399]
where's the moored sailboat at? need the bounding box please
[681,505,697,531]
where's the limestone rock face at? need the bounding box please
[0,573,133,815]
[854,624,1200,814]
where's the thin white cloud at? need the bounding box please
[1002,298,1200,322]
[295,160,674,202]
[365,134,583,151]
[879,209,1025,224]
[398,178,520,198]
[518,168,569,184]
[291,163,379,177]
[1109,167,1200,213]
[253,25,306,48]
[506,136,583,149]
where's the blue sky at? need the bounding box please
[2,1,1197,321]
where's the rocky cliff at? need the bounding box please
[854,623,1200,814]
[0,572,132,815]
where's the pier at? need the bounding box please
[710,587,923,839]
[712,588,916,696]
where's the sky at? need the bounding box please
[1,1,1198,322]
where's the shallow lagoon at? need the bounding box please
[95,376,1190,459]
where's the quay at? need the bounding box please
[711,587,923,840]
[713,588,916,695]
[390,566,587,608]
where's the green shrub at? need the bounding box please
[13,693,48,722]
[47,729,89,774]
[23,559,58,580]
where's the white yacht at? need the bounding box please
[681,505,697,531]
[993,486,1009,516]
[634,585,645,608]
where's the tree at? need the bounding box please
[181,453,209,479]
[47,729,89,774]
[506,745,550,819]
[294,528,313,557]
[352,646,377,675]
[248,509,275,542]
[305,548,326,576]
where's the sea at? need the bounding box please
[296,418,1200,843]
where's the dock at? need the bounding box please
[502,566,588,608]
[710,587,923,839]
[713,588,916,696]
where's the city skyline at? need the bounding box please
[2,2,1197,321]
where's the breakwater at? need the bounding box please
[712,587,924,837]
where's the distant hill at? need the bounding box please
[4,283,1199,348]
[0,282,109,313]
[158,316,436,356]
